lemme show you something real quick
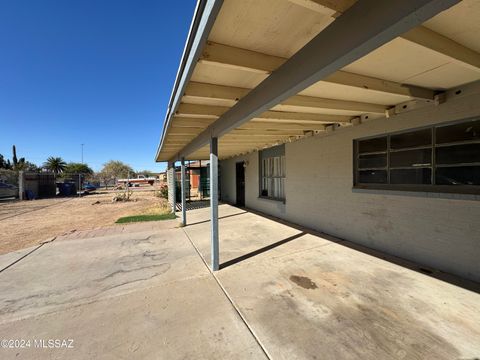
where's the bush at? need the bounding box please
[157,183,168,199]
[0,169,18,186]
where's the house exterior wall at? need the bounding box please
[220,90,480,282]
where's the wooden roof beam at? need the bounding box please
[168,128,205,135]
[176,104,354,124]
[176,103,225,117]
[170,117,216,128]
[174,0,458,161]
[256,111,353,124]
[288,0,356,16]
[402,26,480,71]
[231,129,306,136]
[291,0,480,71]
[238,122,327,131]
[185,81,387,113]
[199,42,435,100]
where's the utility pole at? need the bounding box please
[80,144,84,197]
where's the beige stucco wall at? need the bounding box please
[220,88,480,282]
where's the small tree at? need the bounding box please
[64,163,94,176]
[98,160,134,189]
[43,157,67,174]
[15,161,38,172]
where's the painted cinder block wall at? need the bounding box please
[220,89,480,283]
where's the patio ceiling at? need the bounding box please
[156,0,480,162]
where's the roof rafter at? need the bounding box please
[402,26,480,71]
[173,0,459,161]
[291,0,480,71]
[176,103,353,124]
[185,81,387,113]
[199,41,435,100]
[288,0,357,17]
[238,122,327,131]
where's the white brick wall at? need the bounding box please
[220,89,480,282]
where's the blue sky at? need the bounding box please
[0,0,196,172]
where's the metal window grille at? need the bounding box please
[353,117,480,195]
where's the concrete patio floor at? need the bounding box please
[185,204,480,360]
[0,204,479,359]
[0,221,265,359]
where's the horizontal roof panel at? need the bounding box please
[156,0,480,162]
[208,0,334,58]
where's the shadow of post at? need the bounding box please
[219,232,306,270]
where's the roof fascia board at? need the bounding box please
[155,0,224,162]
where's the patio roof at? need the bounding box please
[156,0,480,162]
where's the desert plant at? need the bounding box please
[99,160,134,189]
[12,145,17,168]
[64,162,94,176]
[44,157,67,174]
[9,145,26,171]
[157,183,169,199]
[0,154,10,169]
[112,187,133,202]
[15,161,38,172]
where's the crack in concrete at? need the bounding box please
[182,227,272,360]
[0,243,46,275]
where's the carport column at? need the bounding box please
[210,137,219,271]
[181,157,187,226]
[168,161,176,213]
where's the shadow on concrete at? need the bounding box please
[219,231,307,270]
[187,211,248,226]
[235,206,480,294]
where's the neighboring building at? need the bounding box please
[174,160,210,199]
[158,172,167,182]
[156,0,480,281]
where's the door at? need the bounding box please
[236,162,245,207]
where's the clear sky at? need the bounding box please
[0,0,196,172]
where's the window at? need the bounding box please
[259,144,285,201]
[354,117,480,194]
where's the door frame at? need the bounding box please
[235,161,245,207]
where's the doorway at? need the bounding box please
[236,162,245,207]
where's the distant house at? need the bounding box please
[158,172,167,182]
[155,0,480,280]
[173,160,209,199]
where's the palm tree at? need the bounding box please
[43,156,67,174]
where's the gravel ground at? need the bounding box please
[0,189,169,255]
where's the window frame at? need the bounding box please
[353,117,480,195]
[258,144,286,202]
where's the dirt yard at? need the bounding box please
[0,189,169,255]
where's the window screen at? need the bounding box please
[354,118,480,194]
[259,144,285,200]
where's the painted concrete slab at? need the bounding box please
[0,274,265,360]
[0,246,40,272]
[186,204,480,360]
[183,204,333,268]
[1,203,479,359]
[0,224,267,359]
[0,228,204,323]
